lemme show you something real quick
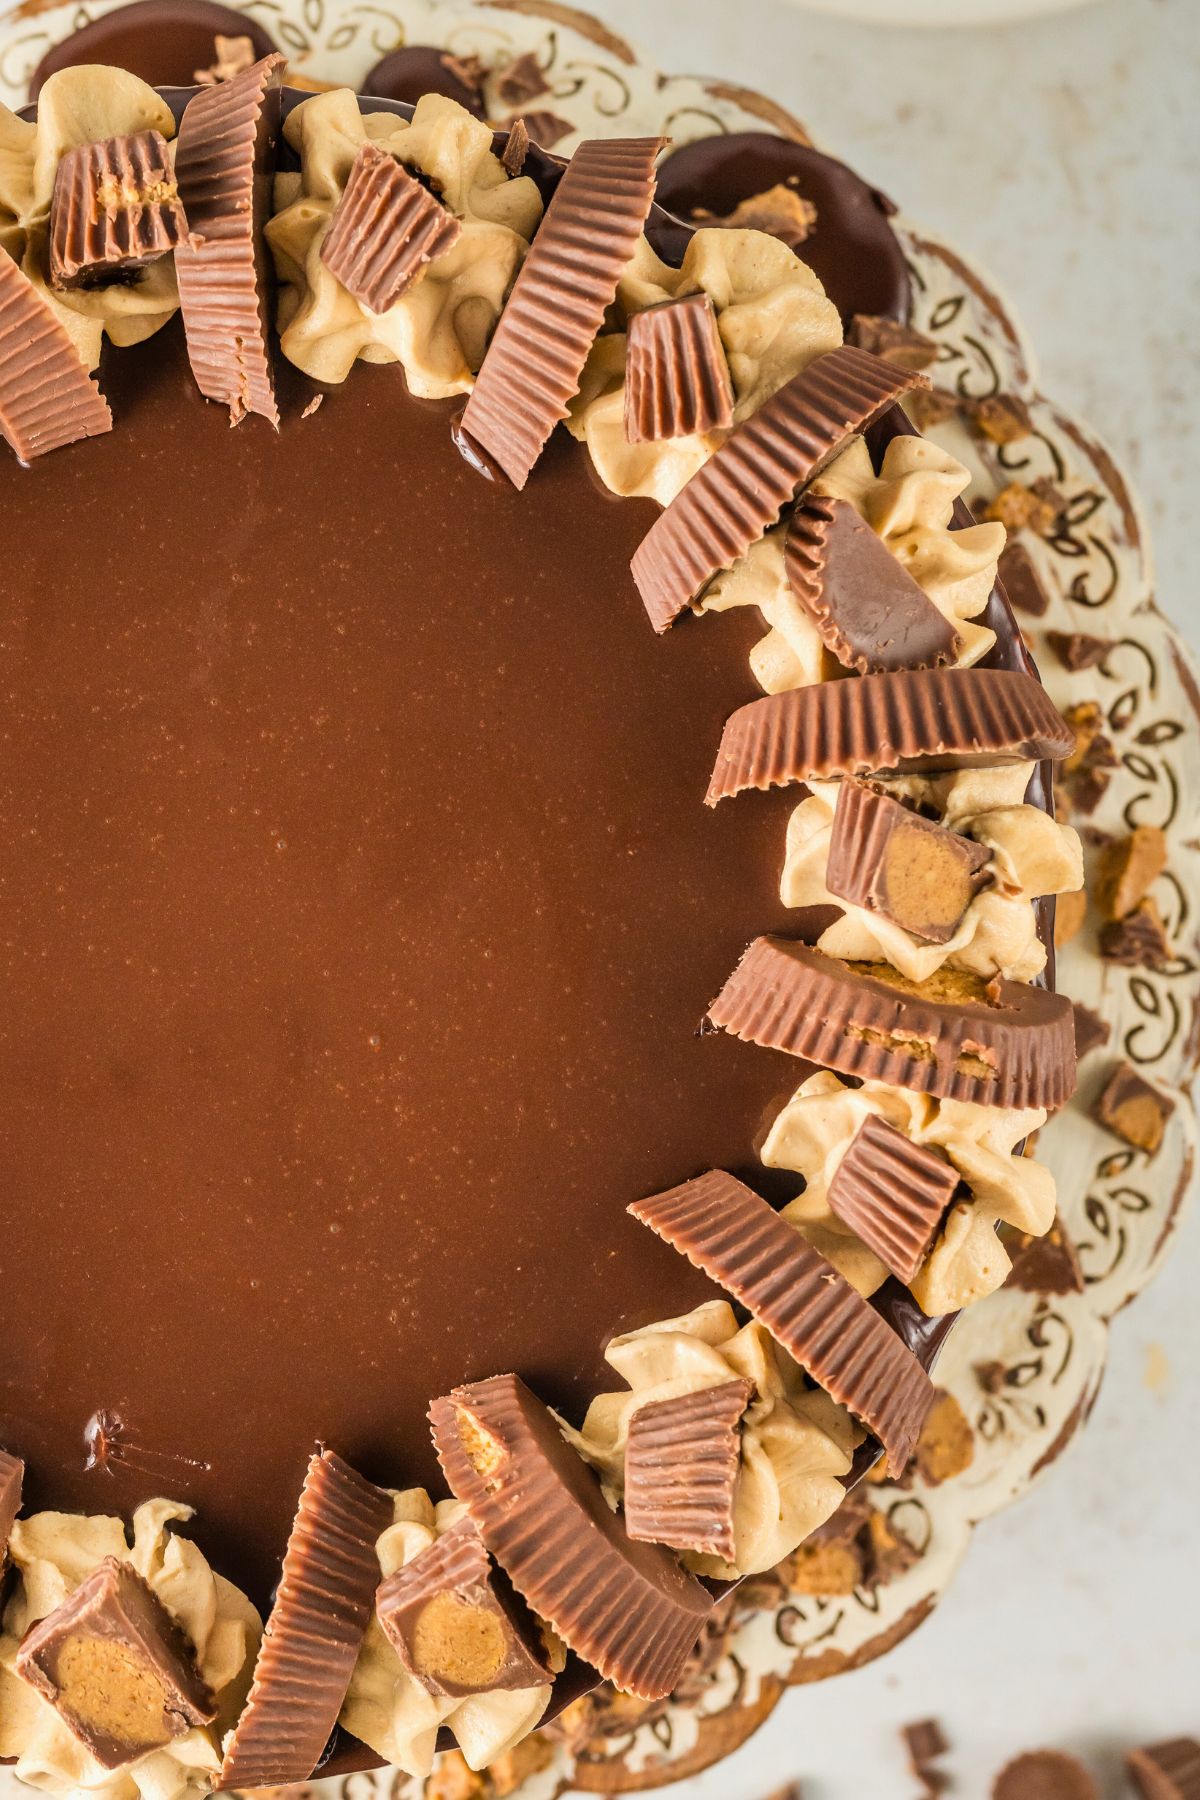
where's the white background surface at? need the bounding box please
[591,2,1199,1794]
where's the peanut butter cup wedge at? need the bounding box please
[430,1374,712,1701]
[825,778,992,944]
[623,1378,751,1562]
[49,130,189,289]
[0,254,112,460]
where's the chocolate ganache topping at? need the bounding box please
[0,38,1078,1788]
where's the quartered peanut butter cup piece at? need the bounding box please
[460,135,663,489]
[706,667,1075,805]
[630,345,928,633]
[623,1377,751,1563]
[15,1555,215,1770]
[0,255,113,460]
[217,1447,392,1789]
[708,938,1078,1111]
[628,1172,936,1475]
[320,141,462,315]
[0,1451,23,1562]
[429,1374,712,1701]
[376,1517,551,1700]
[1126,1738,1200,1800]
[992,1751,1099,1800]
[174,52,285,426]
[624,292,734,443]
[49,130,189,289]
[785,493,961,673]
[826,1115,957,1284]
[826,778,992,944]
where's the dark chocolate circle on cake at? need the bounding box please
[361,45,487,118]
[28,0,278,100]
[653,131,910,326]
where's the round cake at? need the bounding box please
[0,18,1086,1798]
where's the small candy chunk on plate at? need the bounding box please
[15,1555,215,1769]
[320,141,463,315]
[708,938,1077,1112]
[826,1114,957,1284]
[786,494,960,673]
[49,130,189,289]
[1127,1738,1200,1800]
[991,1750,1098,1800]
[0,1450,22,1561]
[376,1516,551,1700]
[1092,1060,1175,1157]
[707,667,1074,805]
[631,344,928,632]
[628,1171,936,1475]
[624,292,733,443]
[460,135,663,489]
[217,1447,393,1788]
[623,1377,752,1562]
[430,1374,712,1701]
[825,778,992,944]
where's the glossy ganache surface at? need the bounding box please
[0,322,810,1607]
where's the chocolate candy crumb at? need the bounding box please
[623,1378,751,1562]
[1100,896,1171,968]
[174,52,285,426]
[707,182,817,246]
[998,541,1051,617]
[826,1115,957,1283]
[194,32,258,85]
[1071,1002,1110,1060]
[629,1170,936,1474]
[1003,1219,1084,1296]
[504,110,574,150]
[708,939,1077,1112]
[0,253,113,460]
[430,1374,712,1701]
[218,1447,393,1788]
[826,777,991,942]
[966,392,1033,445]
[461,135,663,489]
[0,1451,24,1562]
[991,1750,1098,1800]
[625,292,733,443]
[848,313,939,372]
[1093,1060,1174,1157]
[1127,1737,1200,1800]
[377,1518,551,1699]
[502,118,531,178]
[49,131,188,289]
[786,495,961,674]
[1045,629,1115,671]
[1095,825,1168,921]
[494,52,549,107]
[632,345,928,632]
[320,141,462,315]
[16,1556,215,1770]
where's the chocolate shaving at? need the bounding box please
[430,1374,712,1701]
[320,141,462,315]
[460,135,662,488]
[218,1447,392,1788]
[788,494,961,673]
[502,117,531,178]
[826,777,992,944]
[826,1116,956,1283]
[991,1750,1098,1800]
[16,1556,215,1769]
[628,1171,935,1474]
[706,667,1074,805]
[623,1378,751,1562]
[1127,1738,1200,1800]
[708,938,1078,1111]
[49,131,188,289]
[848,314,939,373]
[1093,1060,1174,1157]
[631,345,929,632]
[0,1451,23,1562]
[624,292,733,443]
[174,52,284,426]
[0,253,113,460]
[376,1518,551,1699]
[494,51,549,107]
